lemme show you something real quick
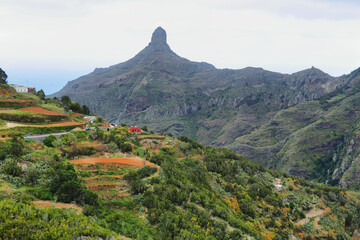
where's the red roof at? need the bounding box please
[128,126,141,133]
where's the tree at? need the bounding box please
[7,135,24,157]
[2,159,22,177]
[0,68,7,84]
[36,89,45,100]
[69,102,82,113]
[60,133,77,146]
[96,116,103,123]
[81,105,90,115]
[119,142,133,153]
[43,135,57,147]
[60,95,71,110]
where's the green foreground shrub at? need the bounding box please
[0,199,115,240]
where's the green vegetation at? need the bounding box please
[60,95,90,114]
[36,89,45,100]
[0,111,67,123]
[43,135,57,147]
[0,125,80,136]
[231,87,360,189]
[0,68,359,239]
[0,68,7,84]
[0,199,115,239]
[0,127,359,239]
[50,30,360,191]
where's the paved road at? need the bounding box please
[24,132,69,142]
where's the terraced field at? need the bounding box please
[18,107,66,116]
[0,98,36,107]
[71,157,159,200]
[32,200,82,214]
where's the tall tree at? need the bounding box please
[69,102,82,113]
[61,95,71,110]
[82,105,90,115]
[37,89,45,100]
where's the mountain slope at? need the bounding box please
[51,27,360,188]
[229,68,360,189]
[1,127,360,239]
[52,27,342,141]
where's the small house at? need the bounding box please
[128,126,141,133]
[10,84,29,93]
[273,178,283,191]
[28,88,36,94]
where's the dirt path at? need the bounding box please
[32,200,82,214]
[0,122,24,129]
[26,121,82,127]
[297,208,324,225]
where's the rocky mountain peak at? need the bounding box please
[151,26,167,45]
[147,27,172,53]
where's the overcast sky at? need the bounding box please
[1,0,360,94]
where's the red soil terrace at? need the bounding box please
[70,157,157,168]
[18,107,66,116]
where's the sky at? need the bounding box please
[1,0,360,94]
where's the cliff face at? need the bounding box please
[229,68,360,189]
[51,27,360,188]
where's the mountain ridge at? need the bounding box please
[51,27,360,189]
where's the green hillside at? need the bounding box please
[0,123,359,239]
[230,68,360,189]
[0,75,98,137]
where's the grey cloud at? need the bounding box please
[216,0,360,20]
[0,0,139,17]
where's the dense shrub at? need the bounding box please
[149,151,173,165]
[0,142,7,160]
[43,135,57,147]
[49,162,98,205]
[119,142,132,152]
[7,135,25,157]
[0,199,115,239]
[159,146,176,155]
[60,133,77,146]
[72,130,89,141]
[125,166,157,180]
[107,142,118,153]
[2,159,22,177]
[128,179,147,194]
[125,166,157,195]
[177,135,203,149]
[328,191,337,201]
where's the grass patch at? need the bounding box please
[0,119,7,127]
[39,103,66,114]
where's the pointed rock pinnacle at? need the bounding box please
[150,27,167,45]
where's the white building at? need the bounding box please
[83,116,97,123]
[273,178,283,191]
[10,84,28,93]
